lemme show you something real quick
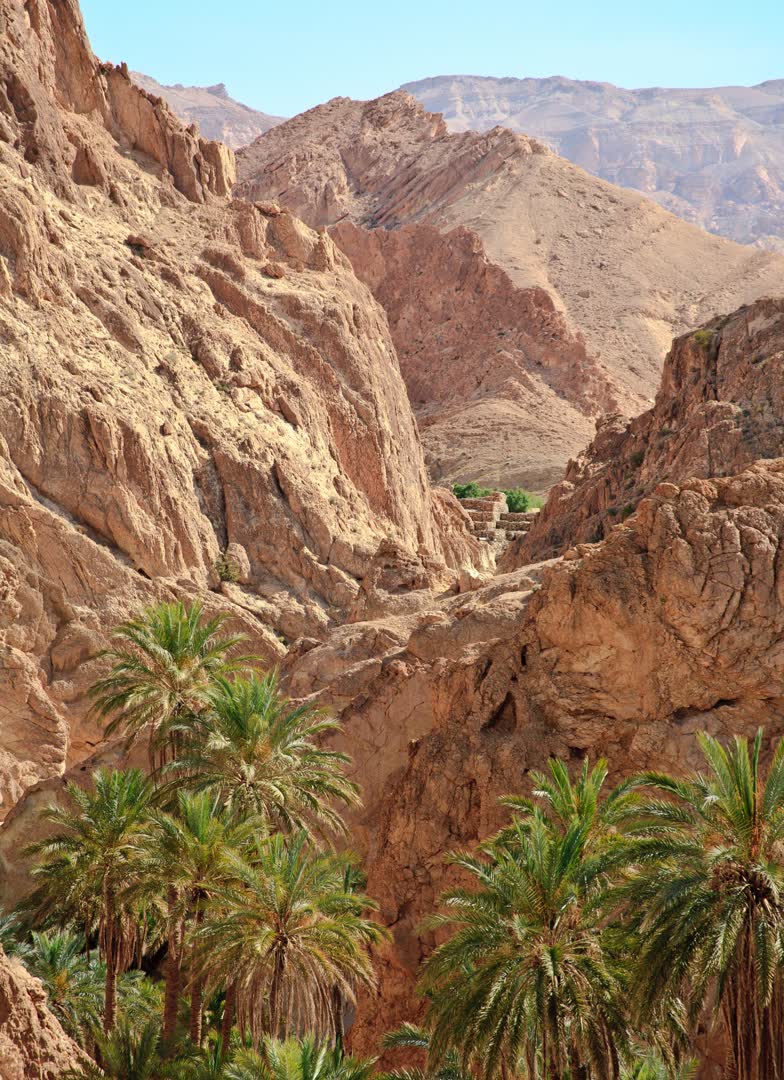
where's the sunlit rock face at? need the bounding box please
[0,0,483,813]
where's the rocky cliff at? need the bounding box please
[506,296,784,565]
[0,947,84,1078]
[0,0,483,817]
[131,72,283,148]
[404,74,784,250]
[236,92,784,488]
[275,298,784,1054]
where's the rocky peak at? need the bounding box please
[505,295,784,565]
[236,87,784,491]
[0,0,234,203]
[130,72,284,149]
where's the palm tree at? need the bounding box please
[378,1024,471,1080]
[619,730,784,1079]
[226,1036,376,1080]
[0,912,32,961]
[25,930,104,1044]
[64,1018,162,1080]
[193,831,386,1045]
[419,809,629,1079]
[161,1038,229,1080]
[167,672,359,838]
[89,601,251,771]
[138,791,258,1048]
[26,768,154,1032]
[494,756,637,855]
[621,1054,697,1080]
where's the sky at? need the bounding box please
[80,0,784,118]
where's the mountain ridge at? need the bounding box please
[402,73,784,248]
[131,70,284,148]
[236,89,784,487]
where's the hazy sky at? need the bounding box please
[80,0,783,118]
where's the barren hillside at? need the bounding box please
[236,92,784,487]
[404,74,784,249]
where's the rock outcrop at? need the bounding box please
[0,947,84,1078]
[287,459,784,1054]
[0,0,483,813]
[330,221,617,490]
[506,296,784,565]
[131,73,284,149]
[235,91,784,487]
[404,74,784,250]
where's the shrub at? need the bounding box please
[453,483,544,511]
[215,550,239,583]
[630,449,645,467]
[453,481,492,500]
[693,328,714,349]
[621,503,636,520]
[503,488,544,512]
[503,488,531,513]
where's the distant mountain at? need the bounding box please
[235,92,784,490]
[402,75,784,249]
[131,72,283,148]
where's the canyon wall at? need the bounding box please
[0,0,483,815]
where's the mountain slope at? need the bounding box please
[131,72,283,147]
[403,74,784,249]
[236,92,784,486]
[0,0,481,813]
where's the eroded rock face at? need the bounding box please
[283,461,784,1053]
[331,221,617,490]
[0,946,85,1079]
[236,92,784,486]
[0,0,483,812]
[507,297,784,565]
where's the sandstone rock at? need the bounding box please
[506,297,784,566]
[331,221,617,490]
[0,947,85,1078]
[223,542,252,584]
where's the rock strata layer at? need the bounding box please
[404,74,784,249]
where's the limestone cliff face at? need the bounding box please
[0,0,483,814]
[236,92,784,488]
[0,946,85,1078]
[506,297,784,565]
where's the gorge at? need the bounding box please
[1,0,784,1076]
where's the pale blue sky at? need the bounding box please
[80,0,784,118]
